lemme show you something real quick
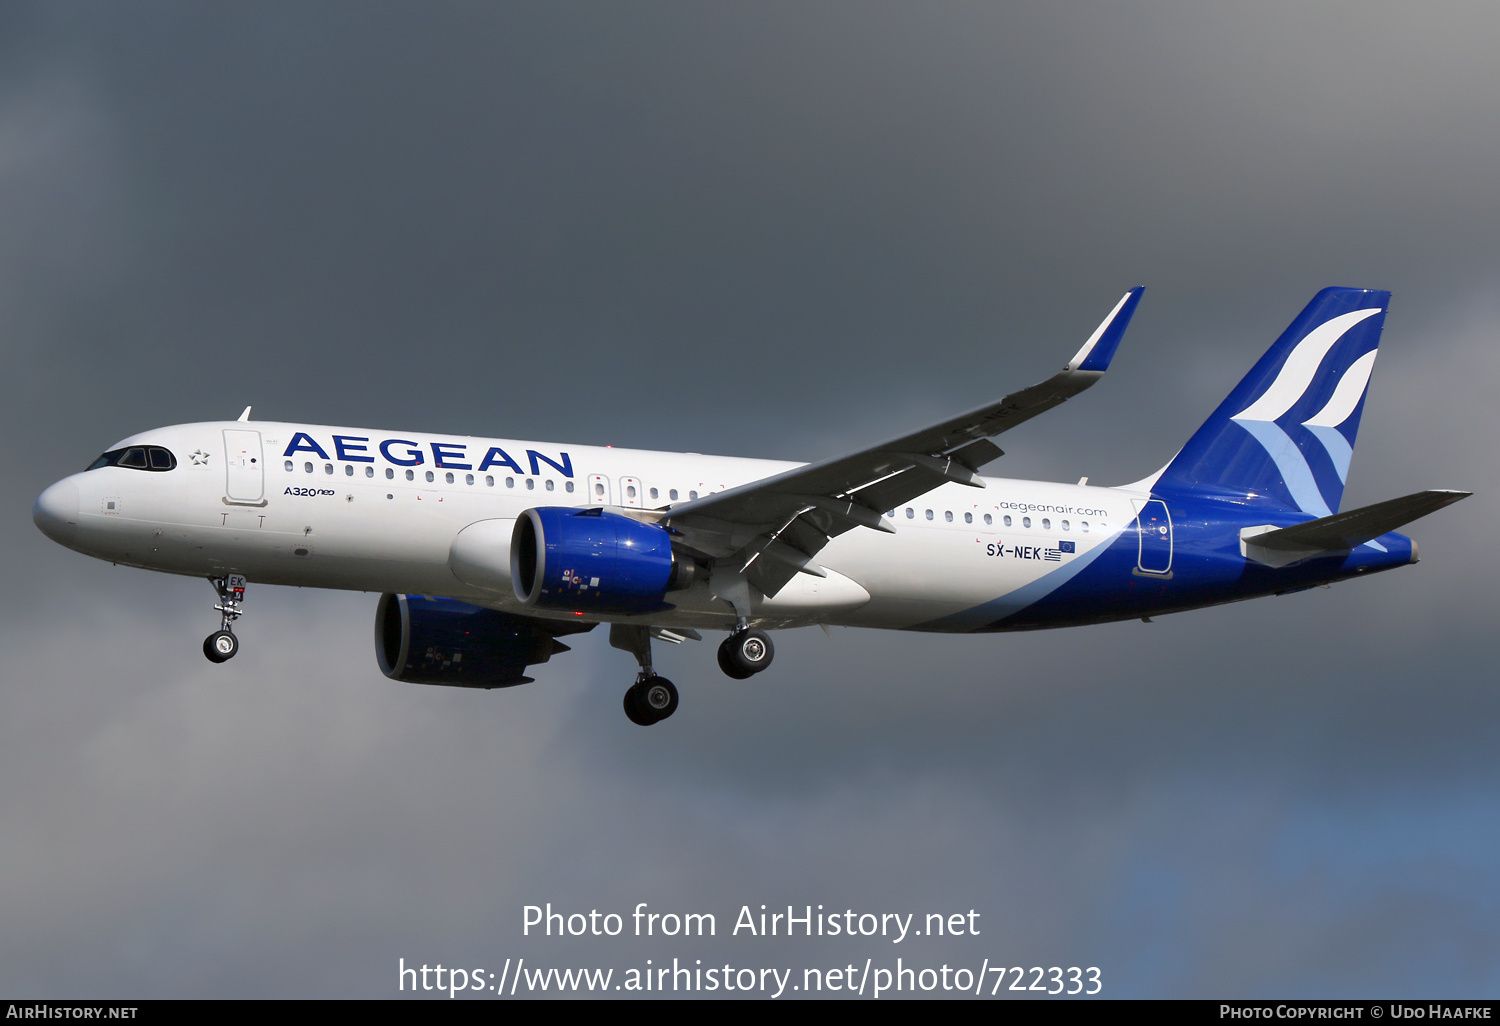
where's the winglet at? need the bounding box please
[238,406,253,422]
[1067,287,1144,373]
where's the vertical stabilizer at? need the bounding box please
[1152,287,1390,514]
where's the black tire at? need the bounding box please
[203,630,238,663]
[623,686,653,725]
[717,643,755,679]
[623,677,677,725]
[718,629,774,678]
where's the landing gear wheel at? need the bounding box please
[717,629,774,678]
[203,630,238,663]
[623,676,678,725]
[641,676,678,721]
[717,644,755,679]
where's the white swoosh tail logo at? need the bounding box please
[1233,309,1381,423]
[1302,349,1379,484]
[1231,309,1381,516]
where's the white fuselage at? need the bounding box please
[40,420,1142,633]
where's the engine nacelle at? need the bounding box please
[448,518,517,595]
[374,593,592,688]
[511,507,692,614]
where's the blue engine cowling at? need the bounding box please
[375,593,595,688]
[511,507,690,614]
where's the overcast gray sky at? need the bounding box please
[2,2,1497,998]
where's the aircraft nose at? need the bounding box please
[33,478,80,547]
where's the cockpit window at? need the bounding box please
[86,446,178,472]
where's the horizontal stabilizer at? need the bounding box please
[1247,489,1469,553]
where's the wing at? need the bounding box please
[662,288,1144,596]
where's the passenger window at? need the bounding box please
[650,487,659,500]
[285,461,294,472]
[324,464,333,475]
[944,511,953,522]
[984,514,993,526]
[565,481,574,493]
[1003,515,1012,527]
[1023,517,1031,528]
[925,509,933,520]
[1042,518,1051,530]
[345,465,354,477]
[385,468,394,480]
[546,480,555,491]
[526,479,535,490]
[627,485,637,499]
[906,508,914,519]
[305,462,314,474]
[670,489,679,500]
[1061,519,1069,531]
[425,471,435,482]
[365,466,374,478]
[689,490,698,499]
[964,512,973,524]
[486,476,494,487]
[466,473,474,485]
[886,510,895,518]
[1081,521,1089,533]
[445,472,454,484]
[594,482,605,497]
[406,470,415,481]
[508,477,516,488]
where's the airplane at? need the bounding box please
[33,287,1468,725]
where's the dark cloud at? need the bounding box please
[2,2,1495,997]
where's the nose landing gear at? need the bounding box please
[203,575,246,663]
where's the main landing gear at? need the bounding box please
[203,575,246,663]
[607,622,774,725]
[712,572,775,679]
[610,624,679,726]
[717,628,774,679]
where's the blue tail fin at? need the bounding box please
[1152,287,1390,515]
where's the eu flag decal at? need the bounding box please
[1059,540,1075,553]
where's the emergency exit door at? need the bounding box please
[223,429,265,504]
[1134,499,1173,575]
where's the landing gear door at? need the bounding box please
[587,474,612,506]
[223,429,265,504]
[1133,498,1173,575]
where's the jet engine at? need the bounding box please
[510,507,697,614]
[375,593,594,688]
